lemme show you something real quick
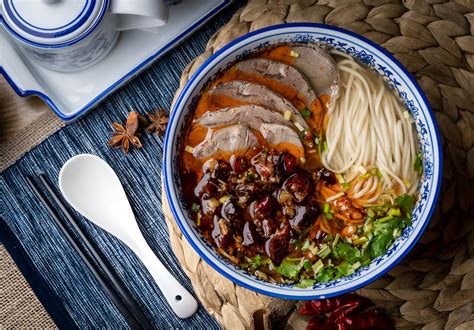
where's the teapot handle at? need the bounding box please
[109,0,169,31]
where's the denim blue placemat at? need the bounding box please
[0,2,242,328]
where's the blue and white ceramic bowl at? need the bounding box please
[163,23,442,300]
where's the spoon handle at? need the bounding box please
[133,243,198,319]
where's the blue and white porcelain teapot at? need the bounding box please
[0,0,168,72]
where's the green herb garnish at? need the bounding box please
[301,239,311,251]
[395,194,416,216]
[191,203,200,213]
[315,266,337,282]
[301,108,311,118]
[295,278,316,288]
[277,258,304,278]
[413,153,423,175]
[332,242,361,262]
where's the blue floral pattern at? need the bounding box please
[167,26,439,297]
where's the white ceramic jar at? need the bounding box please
[0,0,168,72]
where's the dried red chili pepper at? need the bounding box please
[339,307,394,330]
[321,300,365,330]
[299,294,370,315]
[306,316,325,330]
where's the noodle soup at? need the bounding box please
[179,43,421,287]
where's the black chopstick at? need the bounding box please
[26,175,152,329]
[37,175,153,328]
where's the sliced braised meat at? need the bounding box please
[208,81,309,130]
[290,44,340,102]
[196,105,294,131]
[235,58,325,132]
[259,123,305,159]
[193,124,259,159]
[235,58,316,111]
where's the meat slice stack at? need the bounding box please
[190,43,341,161]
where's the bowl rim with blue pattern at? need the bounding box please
[163,23,442,300]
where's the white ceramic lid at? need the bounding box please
[1,0,107,46]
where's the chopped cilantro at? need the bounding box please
[332,242,361,262]
[250,255,261,269]
[336,261,354,277]
[369,232,393,258]
[413,153,423,175]
[191,203,200,213]
[395,194,416,216]
[301,108,311,118]
[315,266,337,282]
[295,278,316,288]
[303,259,312,270]
[277,258,304,278]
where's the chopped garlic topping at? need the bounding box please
[290,50,300,58]
[294,122,305,132]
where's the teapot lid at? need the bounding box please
[1,0,107,47]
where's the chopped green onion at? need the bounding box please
[312,259,324,275]
[336,174,345,184]
[353,237,368,245]
[378,215,393,223]
[332,233,340,248]
[301,108,311,118]
[388,208,401,217]
[191,203,200,213]
[284,110,292,120]
[246,174,254,182]
[323,141,328,152]
[323,203,330,213]
[302,239,311,251]
[326,213,333,219]
[342,182,350,190]
[359,172,371,180]
[316,244,331,259]
[185,146,195,153]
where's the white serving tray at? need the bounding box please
[0,0,231,121]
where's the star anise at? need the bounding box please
[108,111,144,154]
[146,109,169,136]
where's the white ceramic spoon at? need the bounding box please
[59,154,198,319]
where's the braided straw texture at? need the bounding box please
[163,1,474,328]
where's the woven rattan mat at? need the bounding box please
[163,1,474,329]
